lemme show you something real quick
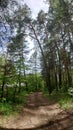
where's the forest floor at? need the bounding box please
[0,92,73,130]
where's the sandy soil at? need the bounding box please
[0,92,73,130]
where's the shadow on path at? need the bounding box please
[26,92,56,108]
[0,92,73,130]
[0,111,73,130]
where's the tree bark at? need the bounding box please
[30,24,52,94]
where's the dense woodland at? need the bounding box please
[0,0,73,114]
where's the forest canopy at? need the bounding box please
[0,0,73,102]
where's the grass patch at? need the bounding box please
[0,102,13,115]
[59,95,73,110]
[0,90,28,115]
[44,90,73,111]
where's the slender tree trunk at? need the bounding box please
[23,65,28,91]
[45,68,51,94]
[30,24,52,94]
[58,65,62,89]
[67,67,72,86]
[54,41,62,89]
[1,80,5,98]
[55,71,58,91]
[6,85,9,101]
[18,69,21,93]
[1,64,7,98]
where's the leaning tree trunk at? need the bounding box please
[30,24,52,94]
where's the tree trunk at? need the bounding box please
[55,71,58,91]
[30,24,52,94]
[1,80,5,98]
[58,66,62,89]
[45,69,51,94]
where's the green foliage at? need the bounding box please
[0,102,13,115]
[26,74,44,92]
[44,90,73,111]
[0,0,9,8]
[59,95,73,110]
[68,87,73,96]
[0,0,73,117]
[0,90,28,115]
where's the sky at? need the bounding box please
[17,0,49,55]
[18,0,48,18]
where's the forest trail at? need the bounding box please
[0,92,73,130]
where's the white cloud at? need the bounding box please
[18,0,48,18]
[16,0,49,60]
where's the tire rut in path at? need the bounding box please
[26,92,55,107]
[0,92,73,130]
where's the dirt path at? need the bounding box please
[0,92,73,130]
